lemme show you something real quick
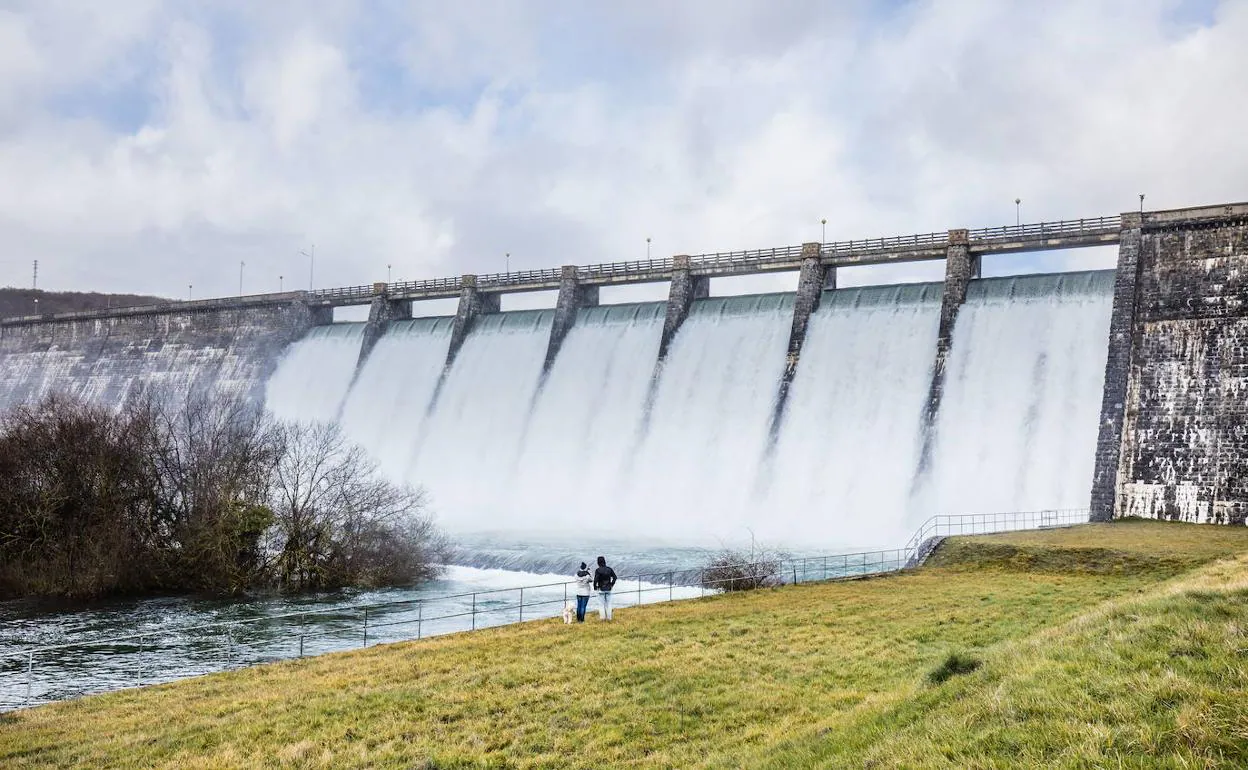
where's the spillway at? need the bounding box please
[615,294,794,541]
[338,317,454,479]
[917,270,1115,516]
[764,282,944,546]
[252,271,1115,550]
[404,309,555,529]
[265,322,365,423]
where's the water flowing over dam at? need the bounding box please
[5,203,1246,544]
[262,271,1114,548]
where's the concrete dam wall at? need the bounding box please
[0,299,328,409]
[0,202,1244,543]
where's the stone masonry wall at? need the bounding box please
[1114,209,1248,525]
[0,301,326,411]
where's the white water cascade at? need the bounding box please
[613,294,794,541]
[764,283,943,546]
[264,323,365,423]
[256,270,1116,551]
[338,318,454,479]
[508,303,665,532]
[919,271,1114,515]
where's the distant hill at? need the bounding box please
[0,288,170,319]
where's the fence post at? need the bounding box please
[225,629,233,669]
[471,593,477,631]
[417,601,423,639]
[793,564,798,584]
[136,635,144,686]
[299,635,304,658]
[519,588,524,622]
[637,578,642,607]
[823,556,828,581]
[669,572,673,602]
[700,570,705,598]
[25,651,33,707]
[362,608,369,648]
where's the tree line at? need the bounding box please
[0,391,448,601]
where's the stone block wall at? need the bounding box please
[0,301,326,411]
[1109,205,1248,524]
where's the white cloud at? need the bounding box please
[0,1,1244,298]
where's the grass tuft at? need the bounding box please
[926,651,982,685]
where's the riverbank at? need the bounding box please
[3,520,1247,768]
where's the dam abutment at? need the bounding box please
[1089,213,1144,522]
[1098,203,1248,524]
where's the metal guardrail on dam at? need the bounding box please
[0,215,1122,323]
[0,508,1088,711]
[299,215,1122,306]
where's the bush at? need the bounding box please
[700,548,787,592]
[927,651,982,684]
[0,391,447,600]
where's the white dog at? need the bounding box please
[561,600,575,624]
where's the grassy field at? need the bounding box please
[2,519,1247,768]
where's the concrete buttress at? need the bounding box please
[542,265,599,375]
[912,229,980,485]
[355,283,411,374]
[765,242,826,445]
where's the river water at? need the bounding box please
[0,558,708,711]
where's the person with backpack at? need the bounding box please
[592,555,617,621]
[574,562,593,622]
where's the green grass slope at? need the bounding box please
[2,520,1246,769]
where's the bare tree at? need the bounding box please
[266,421,446,591]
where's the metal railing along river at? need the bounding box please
[0,509,1089,711]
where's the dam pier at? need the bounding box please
[2,202,1247,529]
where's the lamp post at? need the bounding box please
[279,275,284,292]
[646,237,651,260]
[821,218,827,243]
[1139,193,1145,213]
[300,245,315,289]
[505,252,510,273]
[188,284,193,301]
[239,261,245,296]
[1015,198,1021,226]
[387,264,392,283]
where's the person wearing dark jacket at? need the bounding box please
[574,562,593,622]
[592,555,617,621]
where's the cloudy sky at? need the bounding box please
[0,0,1243,305]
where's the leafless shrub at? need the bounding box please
[700,548,789,592]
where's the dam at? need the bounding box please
[1,202,1245,545]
